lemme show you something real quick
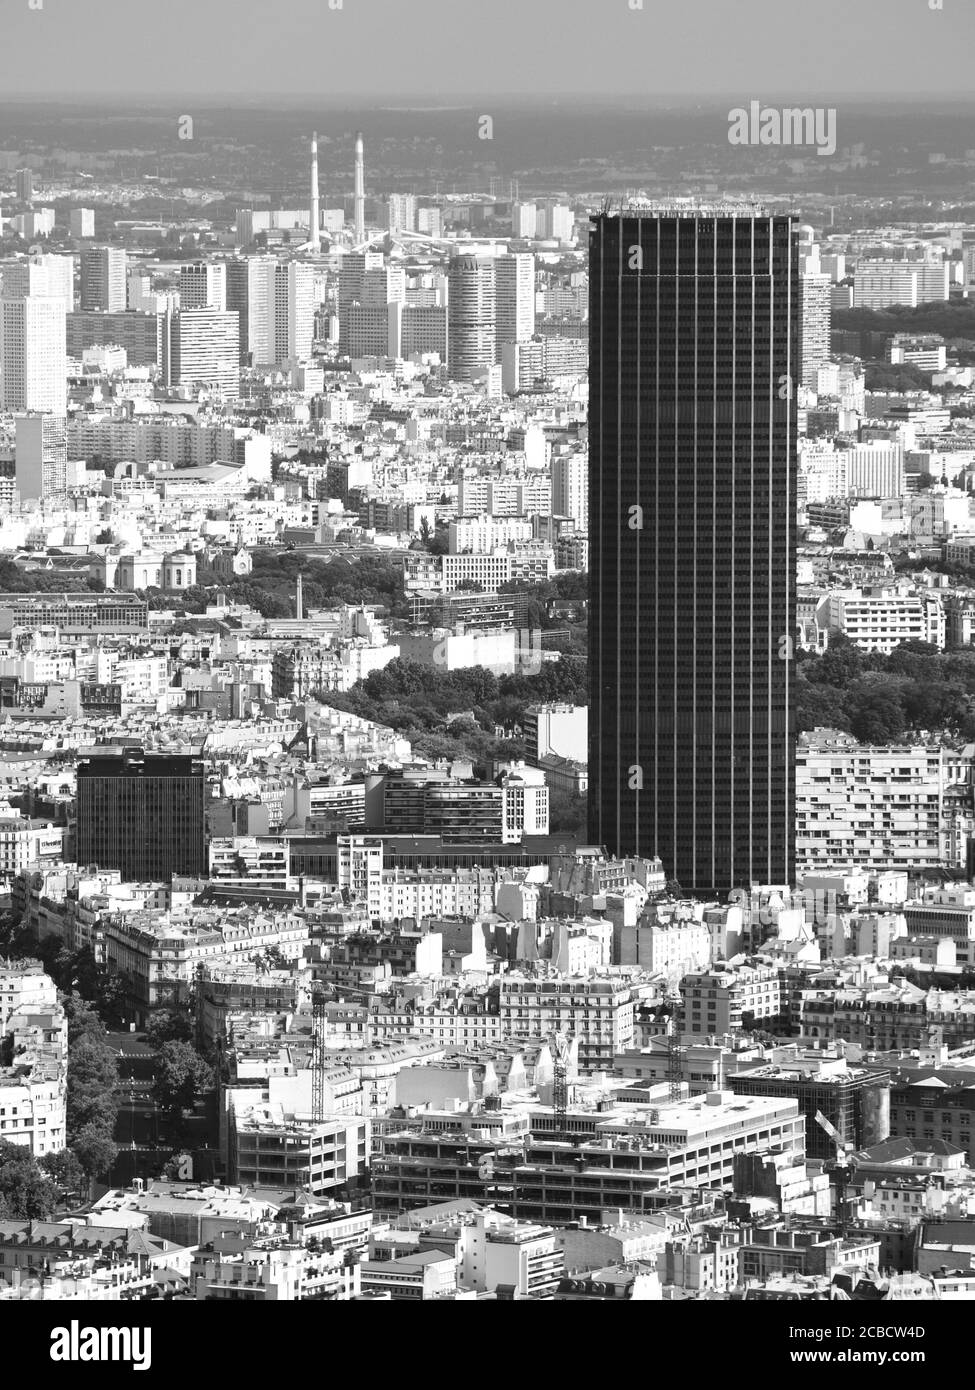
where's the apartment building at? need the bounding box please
[680,965,783,1036]
[824,588,945,654]
[193,1240,361,1301]
[499,976,634,1070]
[0,962,57,1029]
[0,818,64,877]
[796,732,967,873]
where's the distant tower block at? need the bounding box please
[309,132,321,252]
[354,131,365,243]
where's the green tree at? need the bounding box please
[66,1037,120,1136]
[144,1010,195,1049]
[808,636,864,688]
[848,685,907,744]
[0,1139,58,1219]
[885,640,943,680]
[548,787,588,837]
[63,998,107,1047]
[901,678,968,733]
[153,1041,215,1125]
[71,1124,119,1180]
[0,912,31,958]
[93,970,128,1029]
[41,1148,86,1195]
[795,676,851,734]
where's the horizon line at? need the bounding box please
[0,91,973,104]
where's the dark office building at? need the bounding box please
[588,207,799,895]
[76,750,207,880]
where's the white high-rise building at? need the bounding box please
[538,202,574,243]
[799,444,849,504]
[15,412,68,501]
[448,255,496,382]
[338,251,385,312]
[226,256,276,365]
[855,258,949,306]
[387,195,417,233]
[361,264,406,308]
[847,444,905,499]
[0,254,73,307]
[225,258,316,365]
[800,272,831,388]
[512,202,537,239]
[0,295,68,414]
[179,262,227,311]
[273,261,315,362]
[551,449,588,532]
[854,268,917,310]
[80,246,127,311]
[337,252,399,354]
[495,253,535,353]
[13,210,55,239]
[417,207,443,239]
[69,208,95,238]
[163,308,240,397]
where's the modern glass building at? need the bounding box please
[76,749,206,881]
[588,205,799,895]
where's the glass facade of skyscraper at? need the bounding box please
[588,208,799,894]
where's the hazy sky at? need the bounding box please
[0,0,971,99]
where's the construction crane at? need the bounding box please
[191,962,206,1050]
[814,1109,855,1230]
[311,989,328,1124]
[551,1032,573,1139]
[666,989,685,1102]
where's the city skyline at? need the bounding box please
[0,0,974,1334]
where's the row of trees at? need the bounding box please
[0,915,216,1192]
[138,552,412,622]
[31,941,127,1029]
[833,301,975,341]
[143,1011,216,1138]
[63,1000,121,1182]
[0,913,122,1191]
[864,363,935,393]
[314,654,588,766]
[797,637,975,742]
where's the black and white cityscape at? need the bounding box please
[2,0,975,1333]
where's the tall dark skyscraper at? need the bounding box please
[589,206,799,895]
[76,749,207,881]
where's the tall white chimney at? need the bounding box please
[354,131,365,243]
[309,132,321,252]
